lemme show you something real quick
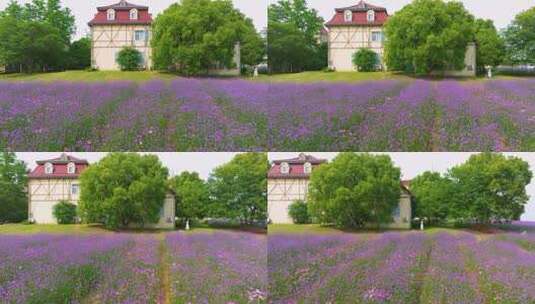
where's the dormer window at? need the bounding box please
[45,163,53,174]
[367,10,375,22]
[304,162,312,174]
[344,10,352,22]
[107,9,115,21]
[280,162,290,174]
[130,8,138,20]
[67,162,76,174]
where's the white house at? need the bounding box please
[325,1,389,71]
[267,153,412,229]
[325,1,476,76]
[88,0,153,70]
[28,153,175,229]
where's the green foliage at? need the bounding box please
[384,0,475,74]
[79,153,169,229]
[268,0,326,73]
[67,37,91,70]
[0,0,75,72]
[308,153,401,229]
[411,172,456,223]
[208,153,267,224]
[152,0,264,75]
[288,200,310,224]
[0,152,28,223]
[116,47,143,71]
[352,49,379,72]
[52,200,77,224]
[503,7,535,64]
[169,171,209,223]
[474,19,505,70]
[448,153,532,223]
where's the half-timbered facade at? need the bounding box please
[268,154,327,224]
[28,154,88,224]
[88,0,153,70]
[325,1,388,71]
[268,154,412,229]
[28,153,176,229]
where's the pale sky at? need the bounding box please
[267,0,534,30]
[269,153,535,221]
[15,152,243,180]
[0,0,268,40]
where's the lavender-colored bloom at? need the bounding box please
[2,78,533,151]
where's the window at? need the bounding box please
[67,162,76,174]
[367,10,375,22]
[130,8,138,20]
[280,162,290,174]
[371,31,384,42]
[344,10,352,22]
[44,163,53,174]
[304,162,312,174]
[71,184,79,196]
[107,9,115,21]
[135,30,146,42]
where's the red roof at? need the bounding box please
[326,1,389,27]
[268,154,327,179]
[89,0,152,26]
[29,154,89,180]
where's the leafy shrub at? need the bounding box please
[288,200,310,224]
[116,47,143,71]
[53,200,77,224]
[352,48,379,72]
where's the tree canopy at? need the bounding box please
[308,153,401,229]
[474,19,505,69]
[169,171,209,224]
[151,0,264,75]
[0,152,28,223]
[208,153,267,224]
[384,0,475,74]
[449,153,532,223]
[0,0,75,72]
[410,171,456,223]
[79,153,169,229]
[503,6,535,64]
[268,0,326,73]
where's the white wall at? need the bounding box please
[328,26,385,71]
[28,179,80,224]
[268,178,310,224]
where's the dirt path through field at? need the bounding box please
[157,234,171,304]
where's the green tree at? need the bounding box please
[288,200,310,224]
[267,22,311,73]
[352,48,379,72]
[208,153,267,224]
[411,171,457,224]
[52,200,77,224]
[449,153,532,223]
[0,0,73,72]
[384,0,475,74]
[268,0,326,72]
[169,171,209,227]
[503,7,535,64]
[474,19,505,70]
[0,152,28,223]
[116,47,143,71]
[79,153,169,229]
[308,153,401,229]
[67,37,91,70]
[152,0,263,75]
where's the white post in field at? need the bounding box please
[185,219,190,231]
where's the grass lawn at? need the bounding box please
[0,223,112,234]
[262,71,410,83]
[0,70,183,82]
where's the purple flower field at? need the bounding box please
[1,78,534,151]
[0,231,266,304]
[268,230,535,303]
